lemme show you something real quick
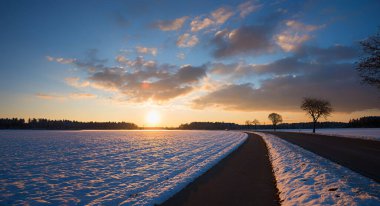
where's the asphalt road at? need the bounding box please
[161,133,280,206]
[267,131,380,182]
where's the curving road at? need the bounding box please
[161,133,279,206]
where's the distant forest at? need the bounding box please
[0,118,138,130]
[179,116,380,130]
[0,116,379,130]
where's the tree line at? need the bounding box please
[0,118,138,130]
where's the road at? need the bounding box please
[267,131,380,182]
[161,133,279,206]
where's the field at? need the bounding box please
[0,130,246,205]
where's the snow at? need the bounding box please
[0,130,247,205]
[256,132,380,205]
[261,128,380,141]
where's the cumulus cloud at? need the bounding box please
[136,46,158,56]
[190,17,214,32]
[193,66,379,112]
[177,33,199,47]
[153,16,188,31]
[51,54,207,102]
[276,33,310,52]
[91,63,206,102]
[193,44,378,112]
[238,1,261,18]
[211,24,275,58]
[276,20,325,52]
[190,6,234,33]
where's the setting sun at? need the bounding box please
[146,111,160,126]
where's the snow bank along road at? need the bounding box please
[257,132,380,205]
[162,133,280,206]
[266,131,380,182]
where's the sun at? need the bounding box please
[146,111,160,126]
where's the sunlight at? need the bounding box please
[146,111,160,126]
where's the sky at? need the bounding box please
[0,0,379,127]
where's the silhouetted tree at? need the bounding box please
[356,29,380,89]
[245,120,252,126]
[268,113,282,131]
[301,97,333,133]
[252,119,260,130]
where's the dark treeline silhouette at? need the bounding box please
[179,118,379,130]
[348,116,380,128]
[0,118,138,130]
[179,122,241,130]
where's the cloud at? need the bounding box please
[65,77,90,88]
[209,62,256,78]
[295,45,360,63]
[286,20,325,32]
[35,93,65,100]
[35,92,96,100]
[53,54,207,102]
[177,52,186,60]
[153,16,188,31]
[136,46,158,56]
[193,44,378,112]
[190,17,214,32]
[211,24,275,58]
[46,56,75,64]
[211,7,234,24]
[177,33,199,47]
[276,20,325,52]
[276,33,310,52]
[238,1,261,18]
[69,93,97,99]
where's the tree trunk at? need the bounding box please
[313,120,316,133]
[274,124,276,131]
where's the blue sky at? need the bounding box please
[0,0,379,126]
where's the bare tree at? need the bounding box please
[356,30,380,89]
[252,119,260,130]
[245,120,252,126]
[301,97,333,133]
[268,113,282,131]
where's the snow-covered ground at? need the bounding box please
[0,130,247,205]
[257,132,380,205]
[261,128,380,141]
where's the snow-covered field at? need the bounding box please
[257,132,380,205]
[261,128,380,141]
[0,130,247,205]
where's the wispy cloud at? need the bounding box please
[190,17,214,32]
[177,52,186,60]
[65,77,90,88]
[136,46,158,56]
[69,93,97,99]
[238,1,261,18]
[153,16,188,31]
[211,7,234,24]
[276,20,325,52]
[35,93,65,100]
[46,56,75,64]
[177,33,199,47]
[35,92,96,100]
